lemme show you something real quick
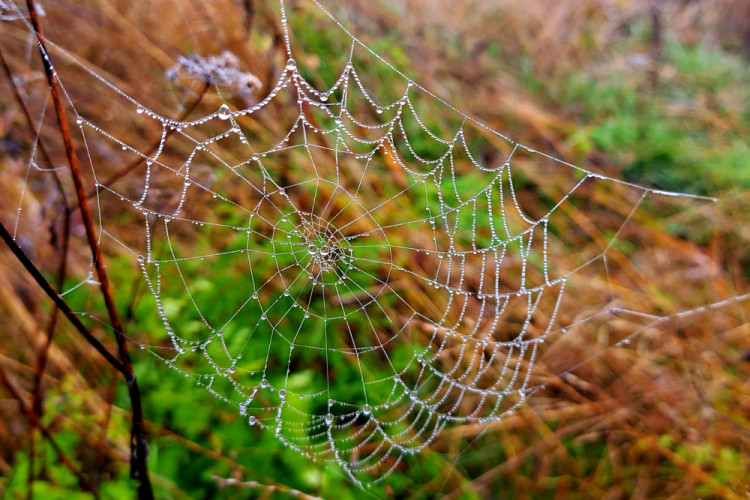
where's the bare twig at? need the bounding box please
[24,2,153,498]
[0,222,126,374]
[0,45,75,499]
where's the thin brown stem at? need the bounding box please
[0,222,127,375]
[0,46,76,498]
[24,2,153,498]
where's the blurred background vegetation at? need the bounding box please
[0,0,749,498]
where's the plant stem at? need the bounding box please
[0,222,127,374]
[23,2,153,497]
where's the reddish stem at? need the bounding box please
[22,2,153,497]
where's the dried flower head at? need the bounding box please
[167,51,261,101]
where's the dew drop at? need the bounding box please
[218,104,232,120]
[362,404,371,416]
[278,389,287,398]
[308,244,317,255]
[136,105,145,114]
[248,416,257,426]
[325,413,334,425]
[320,245,330,256]
[260,378,269,388]
[285,58,297,71]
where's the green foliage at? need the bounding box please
[560,40,750,195]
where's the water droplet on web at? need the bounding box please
[320,245,330,256]
[248,416,257,426]
[218,104,232,120]
[278,389,287,398]
[136,105,145,114]
[325,413,334,425]
[286,58,297,71]
[321,93,329,101]
[375,106,383,114]
[260,378,269,388]
[252,292,259,299]
[75,117,83,125]
[409,391,418,401]
[308,244,317,255]
[362,404,371,416]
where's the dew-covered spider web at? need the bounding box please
[5,0,750,488]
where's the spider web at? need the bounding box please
[5,0,748,488]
